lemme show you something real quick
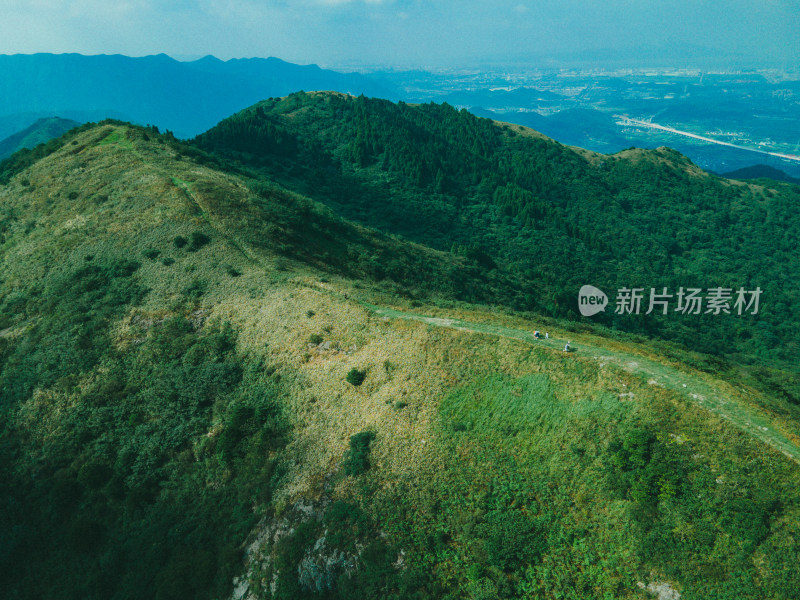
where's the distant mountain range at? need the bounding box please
[2,53,796,182]
[0,53,398,138]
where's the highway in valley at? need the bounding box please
[616,116,800,163]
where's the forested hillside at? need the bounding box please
[195,93,800,391]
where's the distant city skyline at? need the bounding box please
[1,1,798,69]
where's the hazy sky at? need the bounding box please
[1,0,797,68]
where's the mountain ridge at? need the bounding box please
[194,91,800,373]
[0,119,800,600]
[2,120,800,599]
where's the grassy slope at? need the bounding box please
[1,124,799,599]
[364,303,800,463]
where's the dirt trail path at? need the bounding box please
[366,303,800,464]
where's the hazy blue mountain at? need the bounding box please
[722,164,800,184]
[0,53,399,138]
[0,117,80,159]
[0,110,134,141]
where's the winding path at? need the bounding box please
[366,303,800,464]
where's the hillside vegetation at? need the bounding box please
[195,92,800,382]
[1,122,800,600]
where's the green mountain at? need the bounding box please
[0,116,81,159]
[0,121,488,599]
[2,119,800,599]
[195,92,800,377]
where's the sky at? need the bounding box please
[0,0,798,69]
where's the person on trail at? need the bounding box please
[534,330,540,339]
[545,332,549,339]
[564,341,571,352]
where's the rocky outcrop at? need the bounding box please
[230,497,363,599]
